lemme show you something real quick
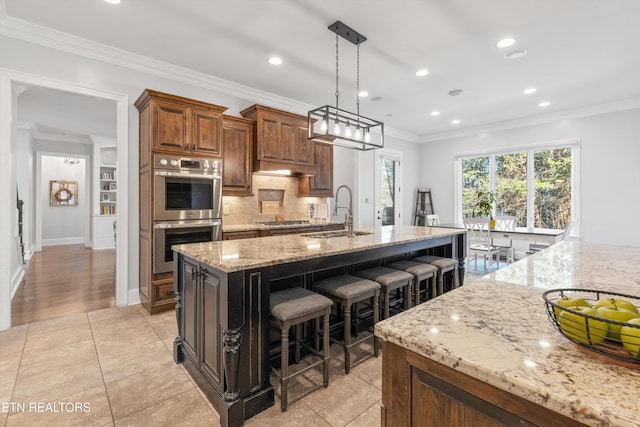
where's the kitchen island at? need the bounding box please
[375,241,640,426]
[171,225,466,426]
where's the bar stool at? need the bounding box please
[270,287,333,411]
[412,255,459,295]
[386,260,438,305]
[353,267,414,319]
[313,275,381,374]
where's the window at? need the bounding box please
[457,141,578,230]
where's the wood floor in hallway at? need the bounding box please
[11,244,116,326]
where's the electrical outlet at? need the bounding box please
[223,205,230,215]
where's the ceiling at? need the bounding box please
[4,0,640,141]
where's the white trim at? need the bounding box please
[0,69,129,331]
[420,97,640,143]
[11,266,24,300]
[128,288,141,306]
[0,12,416,143]
[42,237,85,246]
[375,149,403,226]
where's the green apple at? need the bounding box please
[620,318,640,357]
[558,306,608,345]
[593,297,639,315]
[553,296,591,317]
[595,306,640,341]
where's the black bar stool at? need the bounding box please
[270,287,333,411]
[313,275,381,374]
[386,260,438,305]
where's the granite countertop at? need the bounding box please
[375,241,640,426]
[173,225,464,273]
[222,220,344,232]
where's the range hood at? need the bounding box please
[240,104,319,176]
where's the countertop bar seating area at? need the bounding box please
[172,225,466,426]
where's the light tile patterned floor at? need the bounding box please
[0,304,381,426]
[1,274,482,426]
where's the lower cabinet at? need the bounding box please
[180,258,223,392]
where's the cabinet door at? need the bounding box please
[181,259,199,362]
[200,269,223,392]
[296,122,314,166]
[298,142,333,196]
[222,117,253,195]
[280,120,297,163]
[192,107,223,157]
[152,99,190,154]
[256,111,280,160]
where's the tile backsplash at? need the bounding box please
[222,174,329,225]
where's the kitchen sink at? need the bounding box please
[301,230,373,238]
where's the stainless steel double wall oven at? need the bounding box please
[153,155,222,274]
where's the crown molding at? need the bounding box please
[0,11,419,143]
[419,97,640,143]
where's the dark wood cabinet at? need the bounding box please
[136,89,227,157]
[222,230,259,240]
[240,104,317,175]
[298,142,334,197]
[381,341,587,427]
[222,116,254,196]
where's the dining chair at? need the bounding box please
[425,214,440,226]
[463,217,501,272]
[492,215,516,264]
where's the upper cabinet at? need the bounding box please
[135,89,227,157]
[222,115,254,196]
[298,142,334,197]
[240,104,317,175]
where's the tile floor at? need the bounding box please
[0,304,382,426]
[1,274,484,427]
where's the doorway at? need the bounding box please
[375,150,403,226]
[0,70,129,331]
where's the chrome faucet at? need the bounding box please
[334,184,354,237]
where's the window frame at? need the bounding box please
[454,138,580,234]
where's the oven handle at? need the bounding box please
[154,220,222,229]
[154,170,221,180]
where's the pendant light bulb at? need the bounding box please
[333,122,341,135]
[345,122,352,138]
[320,119,328,132]
[364,130,371,143]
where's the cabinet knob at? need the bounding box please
[166,289,175,296]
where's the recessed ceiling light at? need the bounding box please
[523,87,537,95]
[415,69,429,77]
[358,91,369,97]
[371,96,383,102]
[268,57,283,65]
[505,49,527,60]
[448,89,463,97]
[538,101,551,108]
[497,38,515,48]
[451,119,461,125]
[104,0,121,4]
[430,111,440,116]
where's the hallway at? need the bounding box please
[11,244,115,326]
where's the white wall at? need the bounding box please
[420,108,640,246]
[40,156,87,245]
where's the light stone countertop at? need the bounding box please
[375,241,640,426]
[222,220,343,233]
[173,225,464,273]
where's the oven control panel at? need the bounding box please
[154,155,220,175]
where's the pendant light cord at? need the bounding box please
[356,43,360,117]
[335,29,340,110]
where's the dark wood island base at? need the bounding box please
[171,226,466,426]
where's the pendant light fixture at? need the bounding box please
[308,21,384,151]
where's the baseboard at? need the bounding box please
[42,237,85,246]
[10,266,25,300]
[127,288,141,306]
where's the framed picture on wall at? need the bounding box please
[50,180,78,206]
